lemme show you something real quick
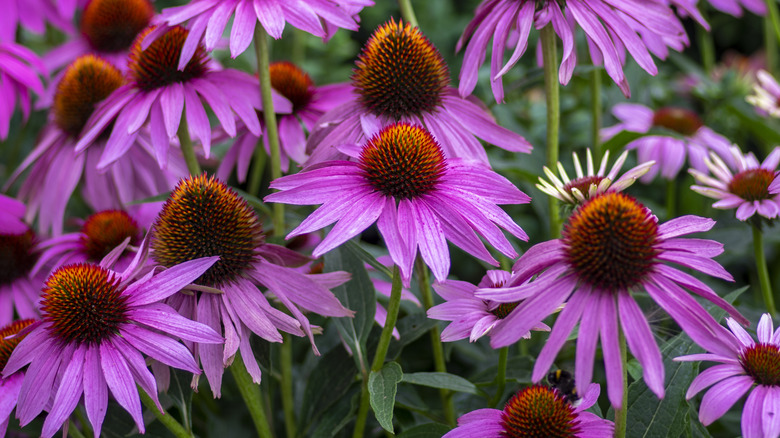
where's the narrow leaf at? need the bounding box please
[402,372,482,396]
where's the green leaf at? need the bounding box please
[324,243,377,373]
[301,345,357,428]
[396,423,453,438]
[386,313,438,360]
[401,372,483,396]
[311,387,359,438]
[369,361,403,433]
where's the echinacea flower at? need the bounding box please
[536,149,655,206]
[0,228,44,325]
[0,42,45,140]
[6,55,185,236]
[217,61,353,180]
[601,104,735,182]
[0,319,36,438]
[149,174,351,396]
[690,145,780,221]
[476,191,745,407]
[747,70,780,118]
[267,123,530,284]
[428,270,549,343]
[305,19,531,166]
[0,194,28,235]
[443,383,613,437]
[706,0,766,17]
[457,0,688,101]
[2,259,223,438]
[75,25,291,170]
[676,313,780,438]
[157,0,369,67]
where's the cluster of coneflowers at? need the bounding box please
[2,0,780,437]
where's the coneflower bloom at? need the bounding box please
[75,25,291,170]
[457,0,687,101]
[747,70,780,118]
[601,104,735,182]
[443,383,613,437]
[150,174,351,396]
[156,0,368,67]
[0,194,28,235]
[217,61,353,180]
[2,258,223,438]
[690,145,780,221]
[0,228,44,325]
[428,270,549,343]
[267,123,530,284]
[0,319,36,438]
[536,149,655,206]
[476,191,745,407]
[677,314,780,438]
[6,55,184,236]
[0,42,45,140]
[305,19,531,166]
[707,0,766,16]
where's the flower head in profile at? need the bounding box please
[457,0,688,101]
[268,123,530,284]
[157,0,369,67]
[676,313,780,438]
[747,70,780,118]
[0,227,44,325]
[690,145,780,222]
[306,19,531,166]
[0,42,46,140]
[443,383,613,438]
[601,104,735,182]
[536,149,655,206]
[428,270,549,344]
[2,259,223,438]
[0,319,36,437]
[150,174,351,396]
[476,191,745,407]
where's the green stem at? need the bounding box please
[292,29,306,67]
[416,259,455,425]
[68,420,87,438]
[353,265,404,438]
[665,180,676,220]
[138,386,193,438]
[591,68,603,161]
[766,11,779,77]
[767,0,780,72]
[73,407,93,438]
[753,226,777,316]
[178,117,201,176]
[696,19,715,73]
[280,334,296,438]
[231,352,275,438]
[614,328,628,438]
[490,347,509,408]
[398,0,419,28]
[541,24,561,239]
[247,136,268,197]
[253,25,285,237]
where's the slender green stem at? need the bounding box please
[665,180,676,220]
[138,386,193,438]
[73,407,93,438]
[767,0,780,69]
[541,24,561,238]
[178,117,201,176]
[353,265,404,438]
[753,226,777,316]
[398,0,419,28]
[280,334,296,438]
[416,259,455,425]
[247,138,267,197]
[614,328,628,438]
[490,347,509,408]
[292,29,306,67]
[696,20,715,73]
[68,420,87,438]
[591,68,603,161]
[231,352,275,438]
[253,25,285,236]
[766,11,779,77]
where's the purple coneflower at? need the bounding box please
[428,270,549,343]
[218,61,353,180]
[0,228,44,325]
[2,258,223,438]
[75,25,291,170]
[676,313,780,438]
[475,191,745,407]
[156,0,369,67]
[747,70,780,118]
[0,42,45,140]
[267,123,530,284]
[457,0,688,101]
[443,383,613,437]
[690,145,780,221]
[0,319,36,437]
[0,194,28,235]
[536,149,655,206]
[707,0,766,16]
[305,19,531,166]
[149,174,351,395]
[601,104,735,182]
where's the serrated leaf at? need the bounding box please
[324,243,376,374]
[401,372,482,396]
[369,361,403,433]
[396,423,453,438]
[301,344,357,427]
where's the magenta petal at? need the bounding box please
[129,303,223,343]
[113,336,161,412]
[197,293,226,397]
[100,341,144,433]
[255,0,285,38]
[83,345,108,437]
[412,200,449,282]
[575,290,602,394]
[42,346,86,438]
[600,294,624,407]
[763,386,780,438]
[699,375,753,425]
[125,256,219,305]
[230,0,256,57]
[686,363,743,399]
[618,290,664,398]
[121,324,202,373]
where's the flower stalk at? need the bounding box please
[541,23,561,238]
[177,117,201,176]
[139,386,194,438]
[398,0,419,28]
[491,346,509,408]
[753,225,777,316]
[231,352,275,438]
[280,334,296,438]
[592,69,603,161]
[614,328,628,438]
